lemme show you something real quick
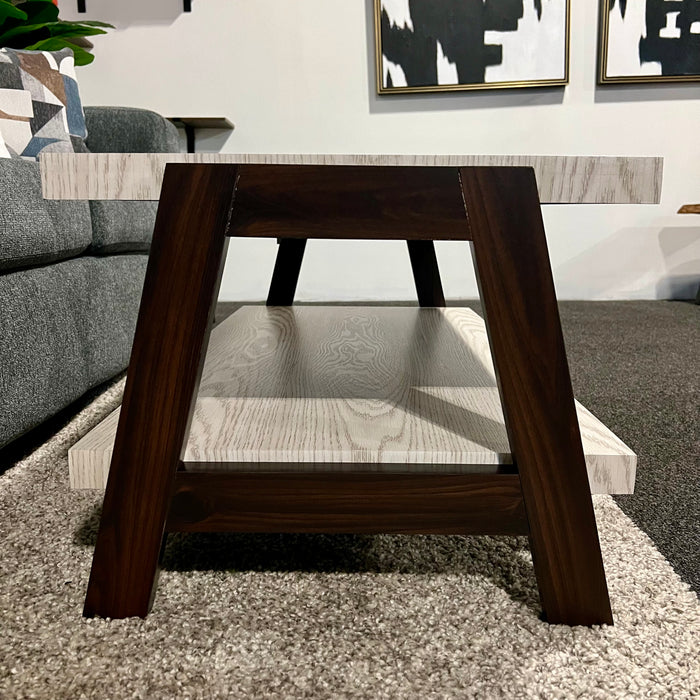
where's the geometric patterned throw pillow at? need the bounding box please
[0,120,10,158]
[0,47,87,160]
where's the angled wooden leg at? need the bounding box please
[406,240,446,306]
[459,167,613,625]
[267,238,307,305]
[83,164,239,619]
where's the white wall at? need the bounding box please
[62,0,700,301]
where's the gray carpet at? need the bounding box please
[1,301,699,698]
[558,301,700,595]
[1,376,699,698]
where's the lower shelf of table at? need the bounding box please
[69,305,636,494]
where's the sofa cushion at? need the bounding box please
[82,106,179,253]
[0,47,86,159]
[0,158,91,271]
[84,106,179,153]
[88,200,157,254]
[0,254,147,448]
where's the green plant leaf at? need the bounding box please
[0,1,110,64]
[0,22,52,42]
[47,21,109,38]
[0,20,107,43]
[0,29,51,49]
[14,1,59,25]
[23,37,94,65]
[0,1,28,26]
[72,20,114,29]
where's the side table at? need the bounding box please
[41,153,662,625]
[677,203,700,304]
[167,117,235,153]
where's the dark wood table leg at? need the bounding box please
[407,240,446,306]
[83,164,239,619]
[267,238,446,307]
[267,238,307,305]
[459,167,613,626]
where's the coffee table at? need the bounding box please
[41,153,662,624]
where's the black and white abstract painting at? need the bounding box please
[599,0,700,83]
[375,0,569,93]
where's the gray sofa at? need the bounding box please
[0,106,180,449]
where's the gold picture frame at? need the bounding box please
[374,0,570,95]
[599,0,700,84]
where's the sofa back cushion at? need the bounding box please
[83,107,180,254]
[88,200,158,254]
[0,158,91,271]
[84,106,179,153]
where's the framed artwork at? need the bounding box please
[599,0,700,84]
[374,0,570,94]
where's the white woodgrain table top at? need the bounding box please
[40,152,663,203]
[69,306,636,494]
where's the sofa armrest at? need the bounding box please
[84,106,181,153]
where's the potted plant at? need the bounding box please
[0,0,112,65]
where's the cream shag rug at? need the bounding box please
[1,379,699,699]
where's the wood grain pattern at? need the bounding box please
[66,162,629,623]
[68,307,636,493]
[165,472,529,535]
[678,203,700,214]
[83,164,239,619]
[461,167,613,625]
[40,152,663,204]
[229,166,470,240]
